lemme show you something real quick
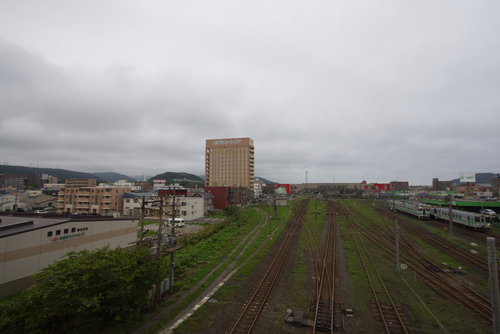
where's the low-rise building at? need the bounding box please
[295,182,364,194]
[0,194,18,211]
[253,180,263,198]
[0,215,137,298]
[123,191,204,221]
[0,174,27,190]
[204,186,251,210]
[58,185,131,216]
[390,181,410,192]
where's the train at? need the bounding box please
[389,200,492,232]
[391,200,431,219]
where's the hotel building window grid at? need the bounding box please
[205,137,254,189]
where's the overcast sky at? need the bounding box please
[1,1,499,185]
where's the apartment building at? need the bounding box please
[65,178,97,188]
[57,182,130,215]
[205,137,255,190]
[0,174,27,190]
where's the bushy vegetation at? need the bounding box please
[0,246,167,334]
[0,206,266,334]
[175,208,259,275]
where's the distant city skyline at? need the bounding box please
[2,162,498,187]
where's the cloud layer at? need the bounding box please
[1,1,499,185]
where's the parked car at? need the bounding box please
[480,209,496,216]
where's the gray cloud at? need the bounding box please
[1,1,499,185]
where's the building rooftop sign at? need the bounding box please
[460,173,476,183]
[213,139,241,145]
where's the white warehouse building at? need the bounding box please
[123,192,204,221]
[0,216,137,298]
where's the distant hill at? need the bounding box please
[0,164,279,186]
[148,172,203,183]
[256,176,276,184]
[92,172,138,183]
[0,165,102,182]
[0,165,136,183]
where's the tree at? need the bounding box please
[0,246,167,333]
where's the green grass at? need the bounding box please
[162,203,293,333]
[339,199,493,333]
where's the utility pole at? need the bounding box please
[268,197,272,223]
[315,195,318,220]
[14,190,18,211]
[171,186,176,238]
[274,196,278,220]
[487,237,500,333]
[169,185,177,293]
[139,196,146,241]
[157,196,164,249]
[395,219,400,273]
[447,196,453,233]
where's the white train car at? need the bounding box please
[430,207,491,232]
[391,200,431,219]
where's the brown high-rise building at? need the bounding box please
[205,137,255,189]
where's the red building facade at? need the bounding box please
[204,186,251,210]
[275,184,291,194]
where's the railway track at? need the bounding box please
[229,200,308,334]
[300,200,345,333]
[346,217,410,333]
[346,201,493,326]
[379,204,500,286]
[312,200,340,333]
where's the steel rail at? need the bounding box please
[229,200,308,334]
[346,201,492,323]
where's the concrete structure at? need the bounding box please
[0,174,27,190]
[0,215,137,298]
[25,193,55,211]
[276,184,291,194]
[432,178,452,191]
[390,181,410,192]
[123,192,156,217]
[57,185,131,215]
[253,179,263,198]
[123,192,204,221]
[65,178,97,188]
[43,183,65,190]
[368,183,391,193]
[456,183,493,197]
[177,194,204,221]
[204,186,251,210]
[0,194,18,211]
[205,137,255,191]
[493,175,500,197]
[197,191,215,214]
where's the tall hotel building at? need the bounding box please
[205,137,255,189]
